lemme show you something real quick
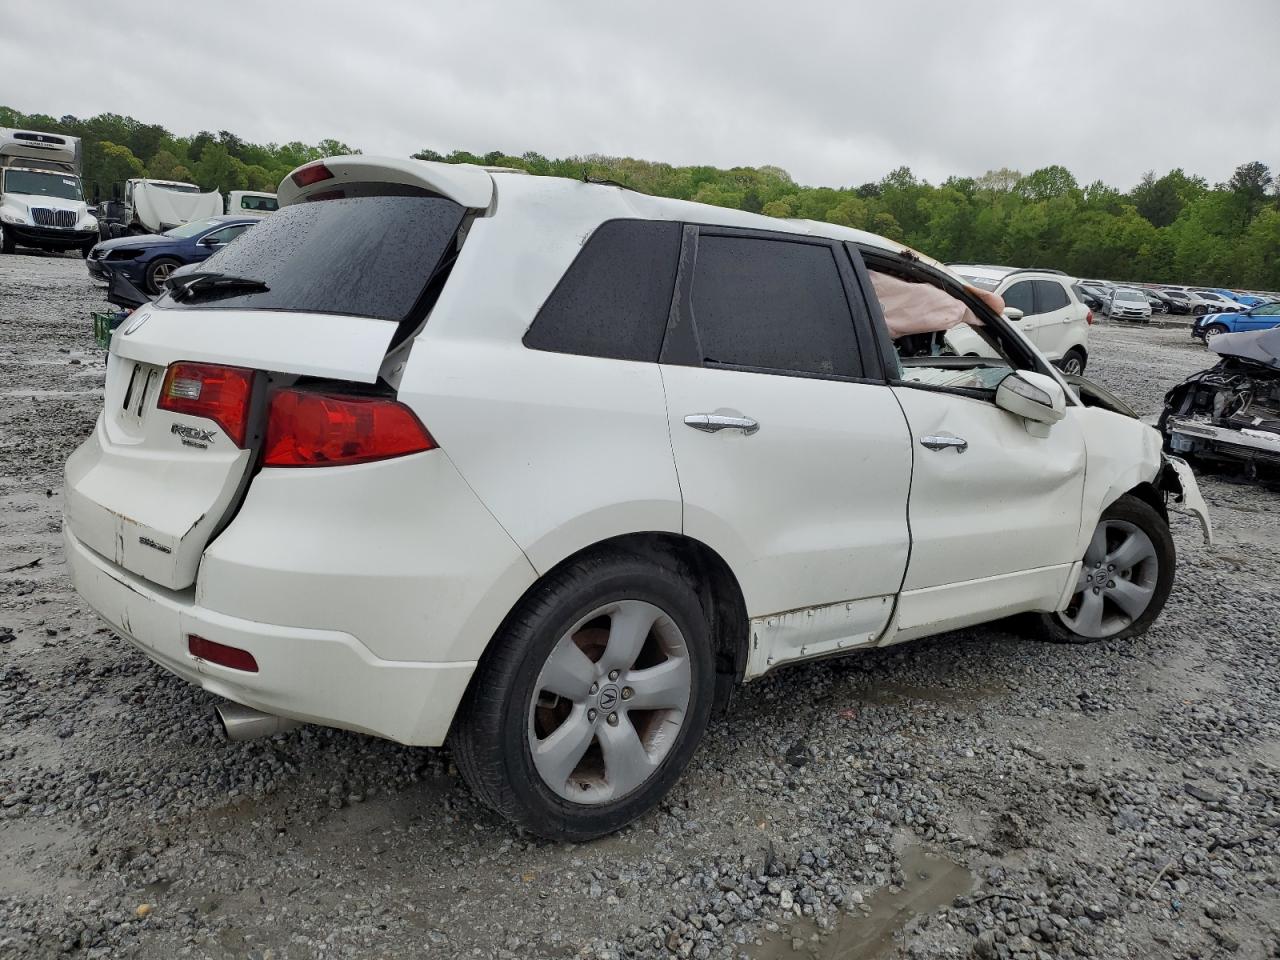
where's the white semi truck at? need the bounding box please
[0,128,99,257]
[98,178,224,239]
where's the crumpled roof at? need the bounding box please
[1210,327,1280,369]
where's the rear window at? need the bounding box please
[1034,279,1071,311]
[167,194,465,321]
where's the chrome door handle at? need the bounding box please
[919,434,968,453]
[684,414,760,436]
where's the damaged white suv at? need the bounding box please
[64,156,1211,839]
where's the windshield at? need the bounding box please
[4,169,83,201]
[957,274,999,292]
[1116,290,1145,301]
[163,218,224,239]
[166,194,466,321]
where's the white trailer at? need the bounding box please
[227,190,278,217]
[0,128,99,256]
[100,179,224,238]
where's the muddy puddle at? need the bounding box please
[750,844,974,959]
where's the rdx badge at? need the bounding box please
[171,423,216,448]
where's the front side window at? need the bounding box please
[203,224,252,245]
[524,219,680,363]
[1002,280,1035,316]
[689,234,861,378]
[868,266,1016,393]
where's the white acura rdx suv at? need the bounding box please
[64,156,1211,839]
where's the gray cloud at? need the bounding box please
[6,0,1278,190]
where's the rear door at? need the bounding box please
[660,227,912,674]
[1031,278,1079,359]
[998,279,1051,351]
[64,188,473,591]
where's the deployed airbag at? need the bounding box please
[870,270,987,338]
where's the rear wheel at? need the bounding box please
[1059,347,1087,376]
[144,257,181,294]
[1033,495,1174,644]
[452,551,715,840]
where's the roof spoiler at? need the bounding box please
[277,156,494,210]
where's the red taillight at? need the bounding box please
[188,634,258,673]
[263,388,436,467]
[1086,310,1094,325]
[159,362,256,447]
[290,162,334,188]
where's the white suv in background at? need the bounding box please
[64,156,1209,839]
[950,265,1094,374]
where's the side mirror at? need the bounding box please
[1003,307,1024,321]
[995,371,1067,437]
[199,237,221,248]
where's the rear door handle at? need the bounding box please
[684,414,760,436]
[919,434,968,453]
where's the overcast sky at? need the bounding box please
[6,0,1278,191]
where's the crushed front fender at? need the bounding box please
[1159,455,1213,546]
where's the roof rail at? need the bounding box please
[1004,267,1068,277]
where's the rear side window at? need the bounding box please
[524,219,680,362]
[168,194,465,321]
[690,235,861,378]
[1034,279,1071,312]
[1002,280,1035,316]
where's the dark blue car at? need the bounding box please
[86,216,258,294]
[1192,301,1280,341]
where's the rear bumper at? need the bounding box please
[64,524,476,746]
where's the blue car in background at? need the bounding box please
[1192,301,1280,341]
[86,216,258,294]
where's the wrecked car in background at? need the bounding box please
[1161,327,1280,482]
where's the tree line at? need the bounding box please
[3,104,1276,290]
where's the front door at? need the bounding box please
[858,253,1087,641]
[660,227,913,675]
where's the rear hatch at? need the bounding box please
[65,159,488,590]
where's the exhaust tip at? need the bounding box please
[216,702,302,742]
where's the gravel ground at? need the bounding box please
[1,253,1278,960]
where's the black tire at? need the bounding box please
[1203,323,1228,342]
[144,257,181,295]
[452,550,715,840]
[1193,305,1206,316]
[1032,494,1175,644]
[0,226,14,255]
[1059,347,1087,376]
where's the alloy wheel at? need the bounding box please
[152,261,176,287]
[528,599,691,804]
[1058,520,1159,639]
[1061,356,1084,376]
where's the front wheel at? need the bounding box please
[0,225,14,255]
[1203,323,1228,342]
[144,257,180,294]
[452,551,715,840]
[1034,495,1175,644]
